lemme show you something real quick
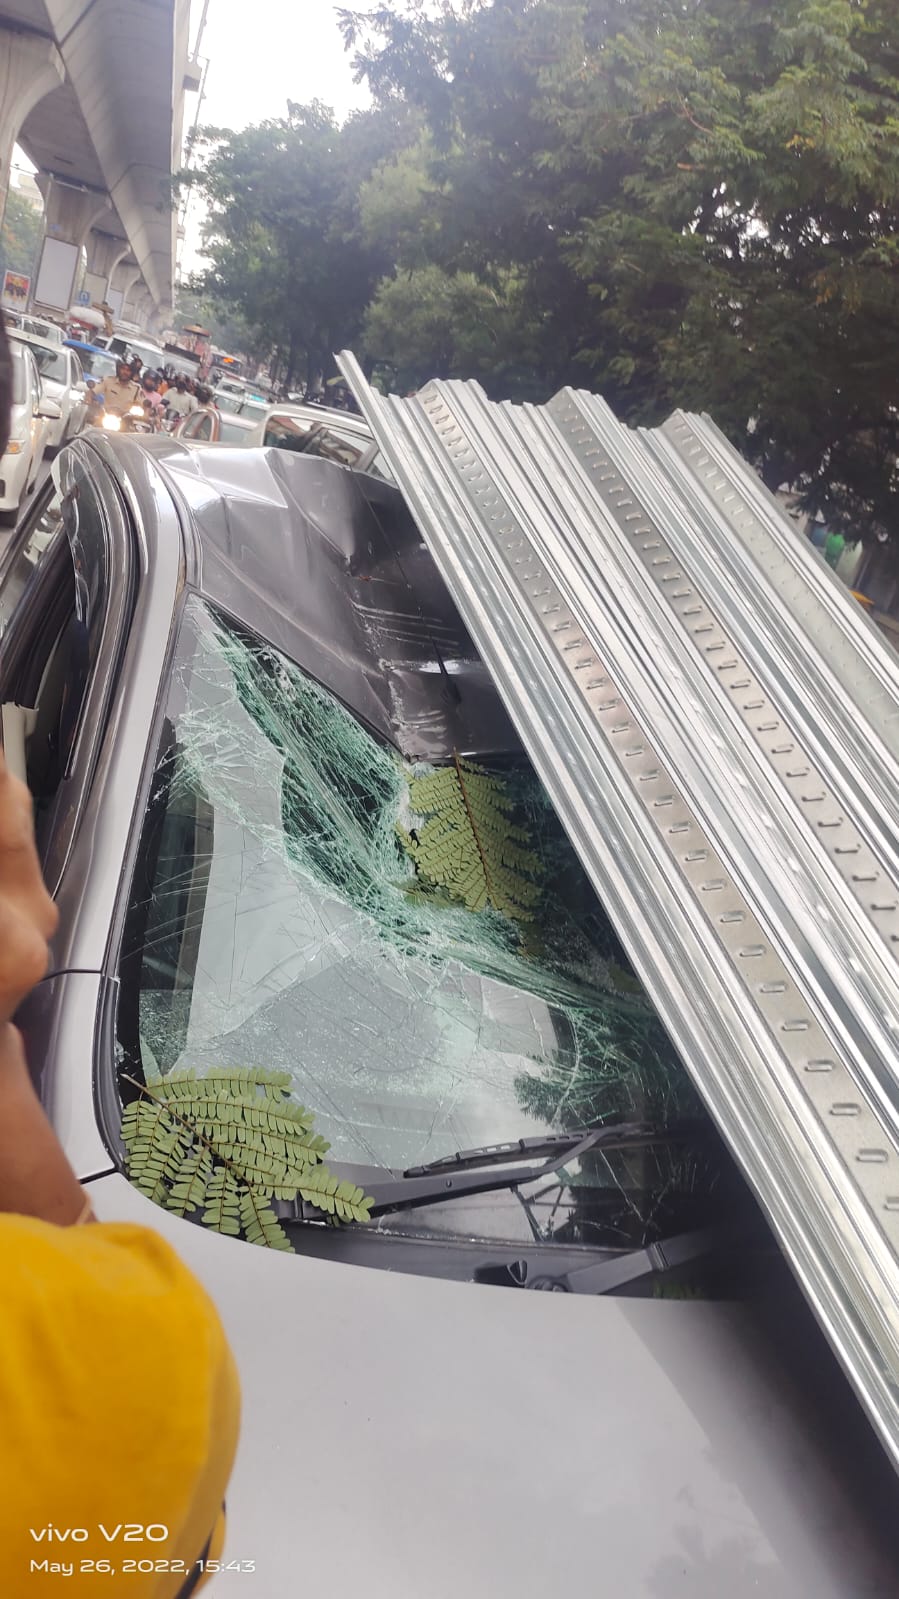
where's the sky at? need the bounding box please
[179,0,375,274]
[191,0,372,130]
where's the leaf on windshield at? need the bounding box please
[399,755,544,919]
[121,1066,375,1249]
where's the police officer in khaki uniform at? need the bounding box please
[92,359,143,420]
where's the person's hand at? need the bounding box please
[0,755,57,1029]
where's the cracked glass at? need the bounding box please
[117,596,740,1250]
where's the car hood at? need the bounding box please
[91,1171,897,1598]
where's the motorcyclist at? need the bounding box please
[92,359,143,421]
[141,374,166,428]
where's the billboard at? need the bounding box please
[1,270,30,309]
[33,236,79,313]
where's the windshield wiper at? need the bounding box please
[357,1121,695,1217]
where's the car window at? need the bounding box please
[214,392,242,416]
[71,353,84,385]
[90,353,117,381]
[116,598,745,1253]
[219,419,250,444]
[263,414,364,466]
[0,489,65,638]
[23,344,68,384]
[0,461,110,851]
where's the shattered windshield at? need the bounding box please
[117,597,737,1250]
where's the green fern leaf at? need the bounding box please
[121,1066,373,1248]
[202,1166,242,1236]
[297,1163,375,1223]
[402,753,544,921]
[239,1188,293,1252]
[165,1148,214,1216]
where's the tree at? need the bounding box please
[0,188,43,279]
[182,100,418,388]
[362,263,545,393]
[342,0,899,543]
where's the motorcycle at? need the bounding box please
[101,404,156,436]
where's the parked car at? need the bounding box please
[0,340,60,521]
[212,374,267,405]
[0,433,897,1595]
[9,331,88,450]
[4,310,64,345]
[63,340,120,382]
[213,391,269,420]
[94,334,167,374]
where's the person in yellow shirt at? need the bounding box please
[0,647,240,1591]
[0,745,239,1586]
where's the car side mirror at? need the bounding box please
[37,397,62,421]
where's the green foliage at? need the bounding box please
[340,0,899,545]
[400,754,544,919]
[122,1066,374,1250]
[0,187,42,279]
[362,262,545,394]
[181,99,420,388]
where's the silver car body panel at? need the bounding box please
[83,1167,898,1598]
[338,352,899,1468]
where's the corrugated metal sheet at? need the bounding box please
[338,352,899,1467]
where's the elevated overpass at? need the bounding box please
[0,0,196,326]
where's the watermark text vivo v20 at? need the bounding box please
[31,1526,169,1543]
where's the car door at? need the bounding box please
[177,409,219,442]
[0,451,136,895]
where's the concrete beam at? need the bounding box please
[37,173,112,249]
[0,27,64,224]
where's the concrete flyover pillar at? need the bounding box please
[84,229,130,307]
[123,278,149,320]
[108,258,140,321]
[0,27,64,228]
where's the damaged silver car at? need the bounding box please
[1,421,897,1596]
